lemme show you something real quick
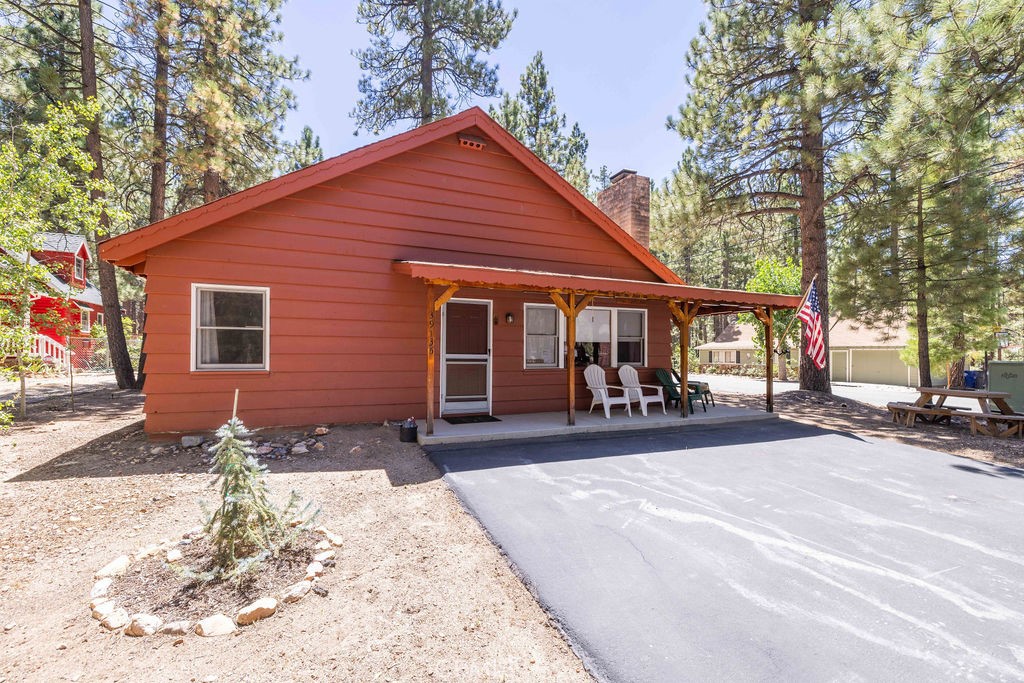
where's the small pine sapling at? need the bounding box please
[201,414,317,580]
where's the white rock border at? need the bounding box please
[88,525,340,638]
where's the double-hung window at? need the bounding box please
[524,304,562,368]
[74,256,85,280]
[192,284,269,371]
[80,310,90,334]
[574,307,647,367]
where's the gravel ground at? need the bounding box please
[0,392,588,683]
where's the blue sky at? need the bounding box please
[278,0,704,185]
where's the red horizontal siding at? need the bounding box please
[138,133,671,433]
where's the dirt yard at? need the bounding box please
[0,391,588,683]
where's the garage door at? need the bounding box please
[831,350,849,382]
[850,349,910,386]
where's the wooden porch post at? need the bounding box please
[425,283,460,436]
[550,292,592,426]
[668,301,701,418]
[754,306,774,413]
[567,292,577,425]
[426,284,435,435]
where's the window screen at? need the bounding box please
[195,287,267,369]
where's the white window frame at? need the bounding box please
[613,307,647,367]
[522,303,565,369]
[529,305,648,369]
[190,283,270,372]
[80,310,90,334]
[96,312,104,326]
[74,255,85,280]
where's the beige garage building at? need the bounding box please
[696,319,918,386]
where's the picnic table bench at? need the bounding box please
[888,387,1024,439]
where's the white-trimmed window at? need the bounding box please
[80,310,90,333]
[524,303,563,368]
[191,284,269,371]
[96,313,104,326]
[74,255,85,280]
[574,307,647,368]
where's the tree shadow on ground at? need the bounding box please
[426,419,868,474]
[7,422,439,488]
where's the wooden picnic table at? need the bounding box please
[906,387,1023,438]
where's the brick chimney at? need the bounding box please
[596,169,650,249]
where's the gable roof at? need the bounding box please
[37,232,90,259]
[1,249,103,306]
[99,107,683,285]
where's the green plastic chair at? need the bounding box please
[655,369,704,413]
[673,369,714,408]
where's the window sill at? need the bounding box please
[190,369,271,376]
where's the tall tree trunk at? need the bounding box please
[797,122,831,393]
[914,182,932,387]
[134,0,170,391]
[796,0,830,394]
[150,0,169,224]
[419,0,433,125]
[78,0,135,390]
[201,25,220,203]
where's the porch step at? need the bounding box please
[418,407,778,446]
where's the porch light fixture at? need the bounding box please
[505,312,515,325]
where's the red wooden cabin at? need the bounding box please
[2,233,107,369]
[100,108,797,435]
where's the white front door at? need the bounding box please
[441,299,492,415]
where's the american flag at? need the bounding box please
[796,280,827,370]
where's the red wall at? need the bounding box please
[138,128,672,433]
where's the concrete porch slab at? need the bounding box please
[418,404,777,445]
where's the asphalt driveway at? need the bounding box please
[427,421,1024,682]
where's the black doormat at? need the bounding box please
[443,415,501,425]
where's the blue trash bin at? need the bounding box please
[963,370,979,389]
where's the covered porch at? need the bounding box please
[417,403,777,445]
[394,260,803,438]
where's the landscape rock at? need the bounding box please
[94,555,130,579]
[280,580,311,603]
[195,614,236,637]
[290,443,309,455]
[91,599,117,620]
[125,614,163,637]
[100,608,130,631]
[181,435,204,448]
[313,550,335,563]
[305,561,325,579]
[313,426,329,436]
[314,539,331,551]
[255,445,274,456]
[183,526,204,539]
[157,620,191,636]
[236,598,278,625]
[166,548,183,563]
[90,578,112,599]
[313,442,325,451]
[134,544,162,560]
[321,530,344,547]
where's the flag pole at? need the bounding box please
[774,272,818,355]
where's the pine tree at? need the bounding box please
[280,125,324,172]
[832,0,1024,386]
[489,52,593,195]
[353,0,515,132]
[670,0,888,392]
[204,416,314,577]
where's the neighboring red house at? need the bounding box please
[100,108,798,435]
[2,233,107,369]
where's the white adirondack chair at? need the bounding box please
[618,365,666,417]
[584,364,632,419]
